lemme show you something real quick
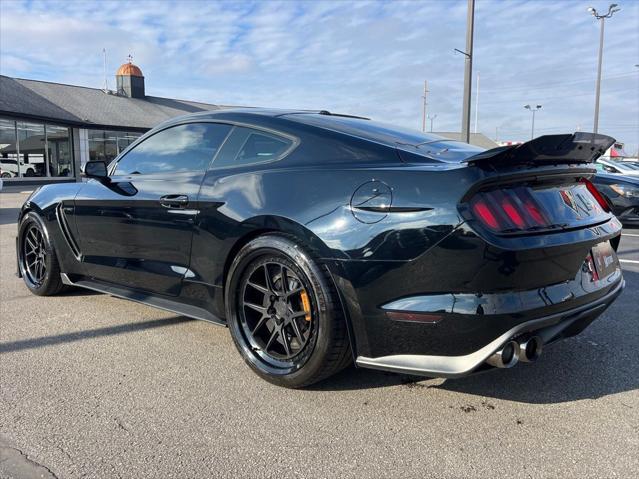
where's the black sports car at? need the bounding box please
[16,110,625,387]
[591,173,639,226]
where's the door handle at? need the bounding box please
[160,195,189,208]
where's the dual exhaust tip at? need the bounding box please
[486,336,543,369]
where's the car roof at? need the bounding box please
[163,108,453,147]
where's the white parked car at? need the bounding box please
[0,159,38,177]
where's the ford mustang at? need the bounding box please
[16,109,625,387]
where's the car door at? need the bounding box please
[189,126,298,315]
[72,121,232,296]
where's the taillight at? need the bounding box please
[500,196,526,228]
[522,199,546,226]
[580,178,611,212]
[469,187,551,233]
[471,200,499,229]
[468,180,612,234]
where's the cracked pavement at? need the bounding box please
[1,189,638,478]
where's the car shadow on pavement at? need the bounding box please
[313,269,639,404]
[0,316,193,354]
[58,288,101,297]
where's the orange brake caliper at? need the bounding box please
[299,290,312,322]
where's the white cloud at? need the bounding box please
[0,0,637,152]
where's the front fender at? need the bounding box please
[17,183,84,275]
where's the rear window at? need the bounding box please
[288,114,442,145]
[286,114,484,163]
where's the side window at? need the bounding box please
[113,123,232,175]
[213,126,294,168]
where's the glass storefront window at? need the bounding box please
[89,130,142,164]
[46,125,73,177]
[1,118,146,180]
[0,117,75,179]
[17,122,47,177]
[0,118,19,178]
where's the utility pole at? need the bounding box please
[460,0,475,143]
[588,4,621,133]
[422,81,429,132]
[474,71,480,134]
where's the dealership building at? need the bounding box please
[1,61,502,185]
[0,61,226,184]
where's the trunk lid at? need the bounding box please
[453,133,617,237]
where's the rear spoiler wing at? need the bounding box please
[464,132,615,168]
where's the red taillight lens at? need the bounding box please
[580,178,611,212]
[471,200,499,229]
[470,188,543,232]
[522,199,546,226]
[501,197,526,228]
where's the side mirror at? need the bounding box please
[82,160,109,180]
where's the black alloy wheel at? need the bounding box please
[240,259,315,365]
[23,224,47,286]
[18,212,65,296]
[226,234,351,388]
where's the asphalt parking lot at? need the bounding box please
[0,188,637,479]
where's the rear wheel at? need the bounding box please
[18,212,66,296]
[226,234,351,388]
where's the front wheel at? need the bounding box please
[18,212,66,296]
[226,234,351,388]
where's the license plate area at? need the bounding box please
[591,241,617,279]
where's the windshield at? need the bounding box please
[606,159,638,170]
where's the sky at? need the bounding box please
[1,0,638,153]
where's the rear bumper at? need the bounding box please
[356,277,624,378]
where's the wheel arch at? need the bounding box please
[221,215,335,287]
[221,215,359,360]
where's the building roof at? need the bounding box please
[0,75,230,130]
[432,132,498,150]
[116,62,143,77]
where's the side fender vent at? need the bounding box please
[56,204,82,260]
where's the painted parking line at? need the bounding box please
[619,259,639,264]
[622,233,639,237]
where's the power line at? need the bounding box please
[480,71,638,94]
[477,85,637,106]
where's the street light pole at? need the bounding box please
[588,4,621,133]
[427,114,437,133]
[594,15,605,133]
[524,104,542,140]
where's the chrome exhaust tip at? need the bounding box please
[486,340,520,369]
[518,336,543,363]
